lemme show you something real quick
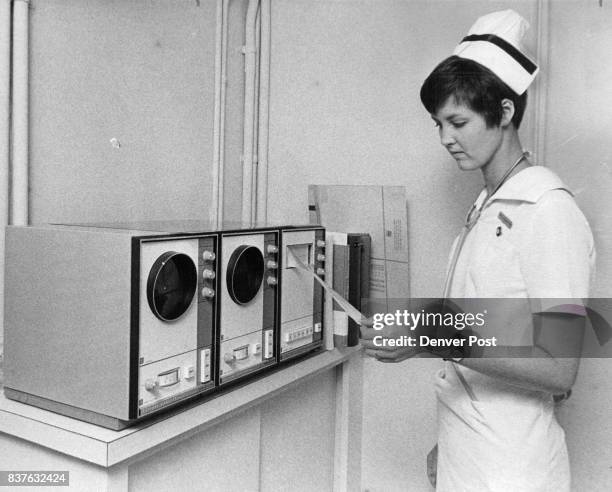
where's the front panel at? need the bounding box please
[218,231,279,383]
[279,228,325,360]
[136,235,217,417]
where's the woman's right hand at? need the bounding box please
[359,319,424,363]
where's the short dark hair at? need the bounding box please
[420,56,527,129]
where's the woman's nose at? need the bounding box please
[439,126,455,147]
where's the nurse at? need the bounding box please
[361,9,595,491]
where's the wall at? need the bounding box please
[28,0,218,224]
[544,2,612,490]
[267,0,538,296]
[266,1,538,490]
[223,0,250,223]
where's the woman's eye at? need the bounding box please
[452,121,466,128]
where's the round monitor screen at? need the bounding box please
[147,251,197,321]
[226,245,264,305]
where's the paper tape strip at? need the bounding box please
[287,247,366,326]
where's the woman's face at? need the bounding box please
[431,97,503,172]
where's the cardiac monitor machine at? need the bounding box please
[3,221,325,429]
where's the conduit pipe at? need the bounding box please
[11,0,29,226]
[534,0,550,164]
[0,0,11,339]
[251,5,260,224]
[0,0,10,222]
[211,0,225,228]
[217,0,230,226]
[241,0,259,226]
[256,0,270,224]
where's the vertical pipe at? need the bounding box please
[251,4,260,224]
[11,0,29,226]
[241,0,259,226]
[534,0,550,164]
[0,0,12,344]
[218,0,229,226]
[256,0,270,225]
[211,0,224,229]
[0,0,10,217]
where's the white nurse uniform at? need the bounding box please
[436,166,595,491]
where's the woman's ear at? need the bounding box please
[500,98,516,128]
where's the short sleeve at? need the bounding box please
[519,190,595,314]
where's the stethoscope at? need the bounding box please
[440,151,529,401]
[442,151,529,298]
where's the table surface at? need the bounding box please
[0,346,360,467]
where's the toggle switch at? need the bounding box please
[145,379,158,391]
[183,366,195,380]
[264,330,274,359]
[200,349,211,383]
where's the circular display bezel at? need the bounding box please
[226,245,264,305]
[146,251,197,322]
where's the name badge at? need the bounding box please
[497,211,513,229]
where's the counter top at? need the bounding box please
[0,347,361,467]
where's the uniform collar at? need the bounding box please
[485,165,573,204]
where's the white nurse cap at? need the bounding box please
[453,9,539,95]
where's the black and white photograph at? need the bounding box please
[0,1,611,491]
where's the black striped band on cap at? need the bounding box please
[461,34,537,74]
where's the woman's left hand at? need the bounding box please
[360,321,424,363]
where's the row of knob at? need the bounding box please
[266,243,279,287]
[201,249,216,299]
[316,239,326,277]
[200,241,327,296]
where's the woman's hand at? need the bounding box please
[359,299,451,363]
[359,318,425,363]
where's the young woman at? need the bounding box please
[362,10,594,491]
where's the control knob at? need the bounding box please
[202,269,216,279]
[201,287,215,299]
[267,244,279,254]
[202,250,216,262]
[267,276,278,286]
